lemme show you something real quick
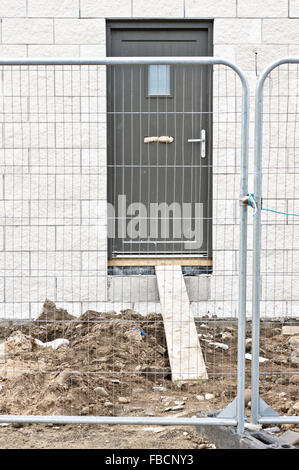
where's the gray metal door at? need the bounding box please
[107,22,212,258]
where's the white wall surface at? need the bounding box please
[0,1,297,319]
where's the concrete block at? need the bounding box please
[262,275,296,301]
[81,0,131,17]
[56,275,107,301]
[108,276,158,302]
[82,148,107,168]
[0,303,31,320]
[0,278,4,302]
[213,199,236,224]
[262,225,299,250]
[54,67,104,97]
[81,200,107,225]
[55,173,106,200]
[263,19,299,44]
[30,148,81,170]
[28,0,79,17]
[54,19,105,44]
[132,0,183,17]
[289,0,299,17]
[28,45,80,57]
[30,251,81,276]
[259,301,288,318]
[185,0,236,17]
[262,174,299,199]
[0,149,29,171]
[5,226,56,251]
[214,225,240,251]
[4,123,55,149]
[30,200,81,226]
[0,45,27,57]
[213,250,237,273]
[0,252,30,277]
[214,19,261,44]
[0,201,30,225]
[81,301,133,314]
[210,275,239,301]
[55,121,106,148]
[132,302,161,315]
[2,68,55,97]
[0,0,26,17]
[107,275,210,302]
[2,19,53,44]
[213,174,239,199]
[287,250,299,273]
[238,0,288,18]
[81,251,107,273]
[286,301,299,319]
[190,300,238,318]
[79,44,106,57]
[0,227,3,251]
[235,44,289,71]
[185,276,210,301]
[4,175,56,200]
[213,45,236,63]
[5,277,56,302]
[56,226,106,251]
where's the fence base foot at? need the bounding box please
[258,398,280,418]
[195,411,295,449]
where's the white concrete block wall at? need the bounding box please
[0,1,297,319]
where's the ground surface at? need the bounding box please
[0,300,298,449]
[0,423,214,449]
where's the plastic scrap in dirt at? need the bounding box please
[142,427,165,433]
[123,329,144,342]
[199,338,229,350]
[245,353,268,363]
[34,338,69,350]
[164,405,184,412]
[133,328,146,336]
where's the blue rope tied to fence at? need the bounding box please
[247,193,299,217]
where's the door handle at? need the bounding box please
[188,129,206,158]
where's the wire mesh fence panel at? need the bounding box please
[0,60,248,427]
[252,61,299,423]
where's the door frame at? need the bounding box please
[106,19,214,56]
[106,19,214,267]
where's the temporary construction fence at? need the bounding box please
[0,56,249,433]
[251,58,299,426]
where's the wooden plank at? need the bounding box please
[282,325,299,336]
[108,257,212,267]
[155,265,208,382]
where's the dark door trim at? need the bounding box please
[106,19,213,263]
[106,19,213,57]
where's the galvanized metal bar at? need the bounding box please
[0,415,237,426]
[252,57,299,424]
[259,416,299,425]
[236,62,250,435]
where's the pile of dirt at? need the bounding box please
[0,300,298,422]
[0,300,170,416]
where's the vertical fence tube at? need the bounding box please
[251,78,264,425]
[236,73,250,434]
